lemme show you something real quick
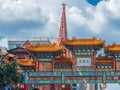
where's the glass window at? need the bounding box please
[16,44,21,47]
[109,66,112,68]
[9,44,16,49]
[101,66,104,68]
[97,65,100,68]
[72,84,77,87]
[72,88,77,90]
[105,66,108,68]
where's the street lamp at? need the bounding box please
[61,84,65,89]
[102,83,107,89]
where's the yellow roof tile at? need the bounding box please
[104,43,120,52]
[63,37,105,46]
[26,44,62,52]
[16,59,35,66]
[96,56,113,63]
[54,55,72,62]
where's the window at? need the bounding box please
[109,66,112,68]
[72,88,77,90]
[72,84,77,87]
[105,66,108,68]
[101,66,104,68]
[16,44,21,47]
[9,44,16,49]
[97,65,100,68]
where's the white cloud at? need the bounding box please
[0,0,54,39]
[106,0,120,18]
[0,38,8,48]
[68,7,87,26]
[67,0,120,35]
[0,0,50,23]
[0,0,119,44]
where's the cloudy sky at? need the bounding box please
[0,0,120,89]
[0,0,120,43]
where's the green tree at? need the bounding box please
[0,61,21,89]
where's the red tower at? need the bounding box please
[56,3,71,90]
[56,3,68,46]
[59,3,68,40]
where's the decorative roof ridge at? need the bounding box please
[96,55,113,60]
[22,40,32,48]
[63,37,105,46]
[26,43,63,52]
[104,43,120,49]
[8,47,27,52]
[16,59,35,66]
[65,37,104,42]
[54,55,72,61]
[30,43,60,48]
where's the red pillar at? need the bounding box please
[24,84,29,90]
[23,72,29,90]
[51,84,55,90]
[38,61,40,71]
[65,84,71,90]
[72,53,75,68]
[113,60,116,71]
[93,53,96,68]
[35,60,39,71]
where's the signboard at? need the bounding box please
[77,57,91,66]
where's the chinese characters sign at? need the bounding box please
[77,57,91,66]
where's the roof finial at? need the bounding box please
[62,3,66,9]
[56,3,68,46]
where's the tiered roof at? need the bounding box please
[63,37,105,46]
[96,55,113,63]
[104,43,120,52]
[22,40,31,48]
[16,59,35,66]
[1,51,15,64]
[26,44,63,52]
[54,55,72,62]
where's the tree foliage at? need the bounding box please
[0,61,21,87]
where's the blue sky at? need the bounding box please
[87,0,101,5]
[0,0,120,89]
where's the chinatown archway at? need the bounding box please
[22,69,120,90]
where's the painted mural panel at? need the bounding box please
[116,62,120,71]
[39,62,52,71]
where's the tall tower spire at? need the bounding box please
[59,3,68,40]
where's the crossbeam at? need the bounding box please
[28,80,120,84]
[28,71,120,77]
[22,71,120,84]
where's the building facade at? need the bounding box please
[8,37,56,50]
